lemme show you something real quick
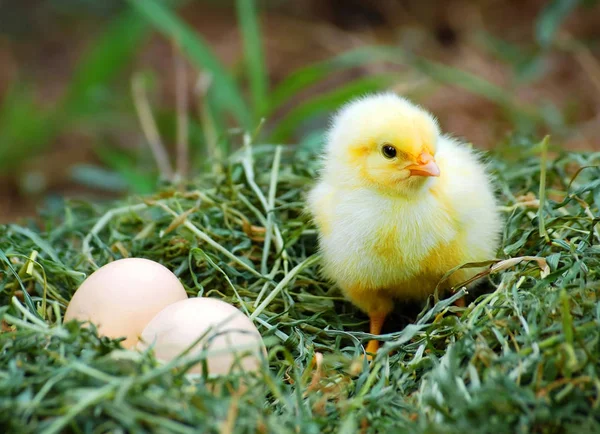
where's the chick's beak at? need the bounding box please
[407,152,440,177]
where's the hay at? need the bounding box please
[1,141,600,433]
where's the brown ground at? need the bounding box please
[0,0,599,222]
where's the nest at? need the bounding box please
[1,142,600,432]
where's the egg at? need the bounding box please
[64,258,188,348]
[138,298,265,376]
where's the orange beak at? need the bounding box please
[406,152,440,177]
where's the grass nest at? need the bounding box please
[1,140,600,433]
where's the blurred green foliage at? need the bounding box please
[0,0,596,196]
[0,9,149,172]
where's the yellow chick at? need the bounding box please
[307,93,502,355]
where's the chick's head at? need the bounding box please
[323,93,441,196]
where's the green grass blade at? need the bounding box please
[63,10,150,116]
[536,0,580,48]
[560,289,574,346]
[236,0,268,117]
[94,146,157,194]
[412,58,522,111]
[0,247,41,319]
[70,164,129,193]
[538,136,551,243]
[9,226,64,266]
[411,57,543,130]
[267,46,404,117]
[268,73,401,142]
[128,0,252,129]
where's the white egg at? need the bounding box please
[64,258,188,348]
[138,297,265,376]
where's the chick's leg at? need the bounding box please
[365,312,387,354]
[343,287,393,357]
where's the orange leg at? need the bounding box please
[343,287,393,360]
[455,297,466,308]
[365,312,387,356]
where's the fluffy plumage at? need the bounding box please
[307,93,502,355]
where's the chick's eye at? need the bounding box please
[381,144,397,159]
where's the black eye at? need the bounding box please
[382,144,397,159]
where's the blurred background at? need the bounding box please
[0,0,599,222]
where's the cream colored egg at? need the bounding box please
[64,258,188,348]
[138,298,265,376]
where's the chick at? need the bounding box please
[307,93,502,355]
